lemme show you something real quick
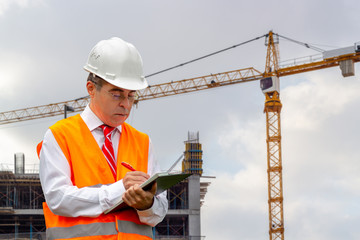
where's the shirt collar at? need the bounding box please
[81,105,122,133]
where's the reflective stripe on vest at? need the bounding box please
[46,220,152,239]
[47,222,116,239]
[117,220,153,238]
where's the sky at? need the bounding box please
[0,0,360,239]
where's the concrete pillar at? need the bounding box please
[188,175,201,240]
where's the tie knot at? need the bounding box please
[100,125,115,136]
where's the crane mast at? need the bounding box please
[263,31,284,240]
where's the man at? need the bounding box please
[38,37,168,240]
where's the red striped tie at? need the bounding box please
[100,125,117,179]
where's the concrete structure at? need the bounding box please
[0,171,46,239]
[154,132,212,240]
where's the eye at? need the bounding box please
[110,92,122,100]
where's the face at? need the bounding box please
[87,80,136,127]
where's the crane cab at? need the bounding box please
[355,42,360,53]
[260,76,280,94]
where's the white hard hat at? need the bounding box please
[84,37,148,90]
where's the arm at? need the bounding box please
[39,129,125,217]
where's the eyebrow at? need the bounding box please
[109,88,136,94]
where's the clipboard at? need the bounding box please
[104,172,192,214]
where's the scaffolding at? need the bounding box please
[182,132,203,176]
[0,171,45,239]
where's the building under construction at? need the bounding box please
[0,153,46,239]
[0,133,212,240]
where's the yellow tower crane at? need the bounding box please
[1,31,359,240]
[262,31,284,240]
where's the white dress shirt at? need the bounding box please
[39,105,167,227]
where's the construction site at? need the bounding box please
[0,29,360,240]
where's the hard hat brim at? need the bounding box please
[84,67,148,91]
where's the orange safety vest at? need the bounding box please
[37,114,152,240]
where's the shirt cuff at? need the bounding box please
[136,195,159,217]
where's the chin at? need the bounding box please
[112,117,127,126]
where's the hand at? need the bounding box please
[122,182,157,210]
[122,171,150,190]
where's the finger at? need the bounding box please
[124,187,154,210]
[132,185,148,199]
[123,172,150,189]
[124,177,146,188]
[149,182,157,195]
[125,173,149,183]
[122,186,138,206]
[133,184,155,202]
[146,182,157,195]
[126,171,150,179]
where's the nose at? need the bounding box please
[119,96,132,110]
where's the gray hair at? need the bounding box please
[87,73,105,91]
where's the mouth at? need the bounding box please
[115,113,128,117]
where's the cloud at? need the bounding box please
[0,0,27,16]
[278,70,360,239]
[281,69,360,130]
[0,129,24,167]
[201,114,268,240]
[0,52,34,99]
[201,66,360,240]
[0,125,42,172]
[0,0,45,17]
[202,169,268,240]
[217,113,265,164]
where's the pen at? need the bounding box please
[121,162,136,171]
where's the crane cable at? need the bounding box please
[277,33,325,52]
[145,34,267,78]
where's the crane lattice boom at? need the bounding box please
[1,49,359,125]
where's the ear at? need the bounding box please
[86,81,96,98]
